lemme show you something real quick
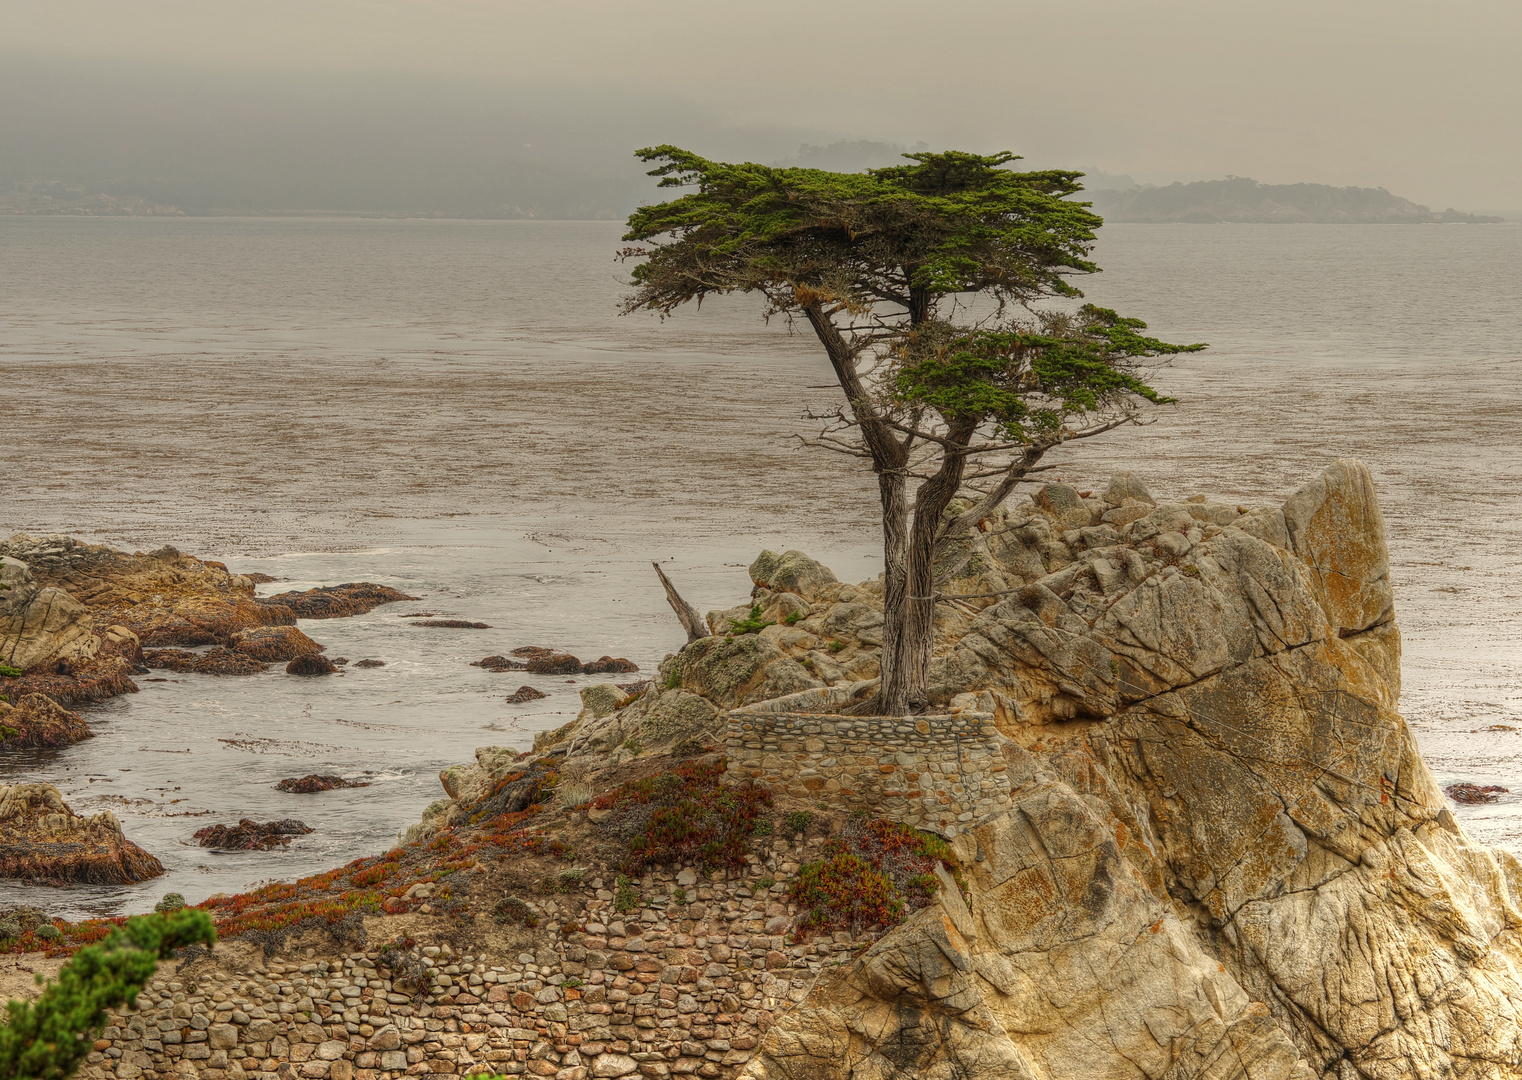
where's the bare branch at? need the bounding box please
[652,562,711,643]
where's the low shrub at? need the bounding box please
[726,604,776,635]
[789,818,956,937]
[590,760,772,875]
[784,810,814,835]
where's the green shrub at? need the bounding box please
[154,893,186,913]
[783,611,804,626]
[785,810,814,835]
[0,665,21,679]
[753,818,774,836]
[671,887,687,905]
[614,876,639,914]
[0,909,215,1080]
[727,604,776,635]
[34,925,61,942]
[755,877,775,890]
[671,737,703,758]
[828,640,847,653]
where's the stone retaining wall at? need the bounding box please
[79,847,873,1080]
[724,698,1011,838]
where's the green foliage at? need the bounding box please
[894,305,1201,442]
[755,876,776,891]
[614,876,639,914]
[726,604,775,635]
[0,665,21,679]
[671,887,687,905]
[153,893,186,914]
[624,147,1103,315]
[0,909,215,1080]
[828,640,847,654]
[784,811,814,835]
[753,817,774,836]
[0,726,17,742]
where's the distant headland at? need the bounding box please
[1090,175,1503,223]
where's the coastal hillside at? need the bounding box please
[1090,175,1503,223]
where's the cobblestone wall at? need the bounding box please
[79,849,874,1080]
[724,700,1012,837]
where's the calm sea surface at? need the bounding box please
[1,217,1519,917]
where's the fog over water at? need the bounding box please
[1,217,1519,917]
[4,1,1521,215]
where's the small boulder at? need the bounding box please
[1033,484,1094,528]
[257,583,418,619]
[582,656,639,674]
[580,684,630,719]
[507,685,548,703]
[410,619,491,629]
[526,652,582,675]
[286,654,337,676]
[1103,471,1156,507]
[472,655,526,672]
[230,625,325,662]
[353,658,386,668]
[193,818,313,850]
[0,694,93,749]
[143,647,269,676]
[276,774,370,793]
[748,550,838,602]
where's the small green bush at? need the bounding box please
[783,611,804,626]
[727,604,776,635]
[614,875,639,914]
[753,818,774,836]
[34,925,61,942]
[0,665,22,679]
[671,887,687,905]
[828,640,847,653]
[785,810,814,835]
[755,876,775,890]
[154,893,186,913]
[0,909,215,1080]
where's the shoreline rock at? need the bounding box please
[0,693,94,748]
[193,818,313,850]
[0,783,163,884]
[276,774,371,793]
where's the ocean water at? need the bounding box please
[1,216,1518,918]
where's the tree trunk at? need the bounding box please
[876,469,911,716]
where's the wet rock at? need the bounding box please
[276,774,371,793]
[0,783,164,883]
[229,625,325,662]
[0,655,140,709]
[242,572,279,584]
[0,693,93,749]
[143,647,270,676]
[581,655,639,674]
[1446,782,1508,804]
[472,655,526,672]
[353,658,386,668]
[257,582,418,619]
[286,653,337,676]
[507,685,548,703]
[526,652,583,675]
[193,818,313,850]
[410,619,491,629]
[511,645,556,657]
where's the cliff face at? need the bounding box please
[730,460,1522,1080]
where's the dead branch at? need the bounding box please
[652,562,711,643]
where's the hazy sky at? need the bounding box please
[5,0,1520,213]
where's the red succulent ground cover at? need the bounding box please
[589,759,771,875]
[790,818,958,937]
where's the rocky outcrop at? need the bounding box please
[0,693,94,748]
[193,818,313,850]
[286,653,337,676]
[729,460,1522,1080]
[275,774,370,793]
[0,783,163,883]
[0,554,97,671]
[228,624,324,662]
[258,582,418,619]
